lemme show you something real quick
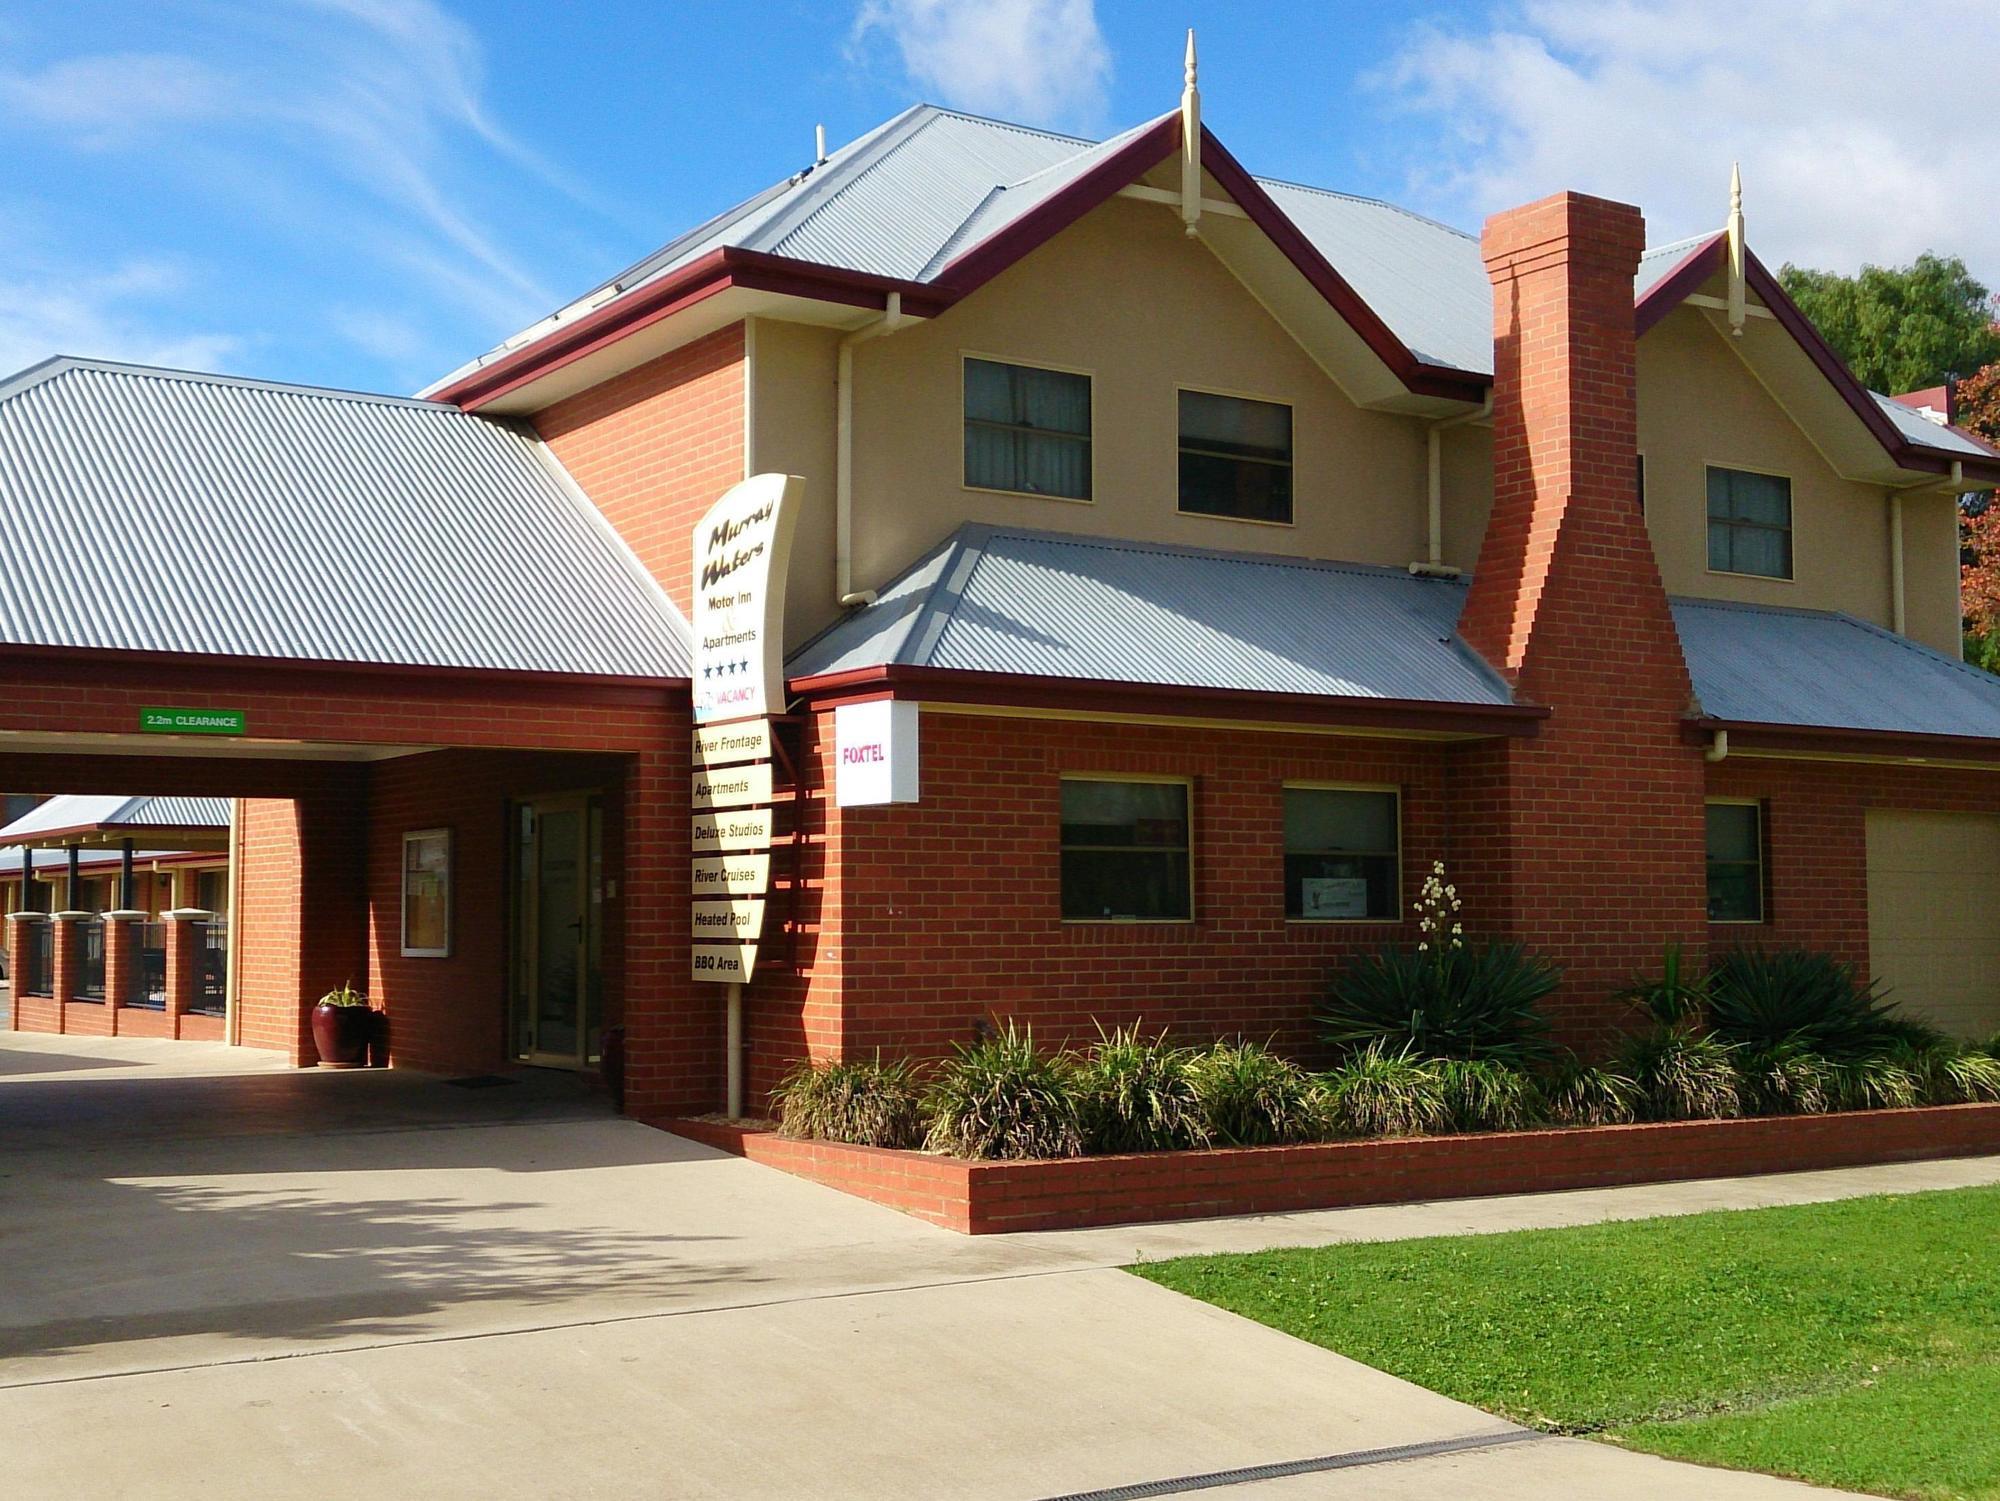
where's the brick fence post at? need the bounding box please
[50,910,86,1027]
[164,909,209,1036]
[102,911,144,1031]
[4,911,42,1029]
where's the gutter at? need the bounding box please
[1686,716,2000,766]
[1413,392,1492,577]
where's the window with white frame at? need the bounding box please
[1178,389,1294,523]
[1705,801,1764,923]
[1707,467,1792,578]
[1284,786,1400,920]
[401,828,452,958]
[964,358,1091,499]
[1059,777,1191,920]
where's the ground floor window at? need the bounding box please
[401,828,452,958]
[1706,800,1765,922]
[1059,777,1192,921]
[1284,785,1400,919]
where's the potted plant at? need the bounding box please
[312,984,373,1068]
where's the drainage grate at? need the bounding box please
[442,1074,519,1090]
[1037,1428,1547,1501]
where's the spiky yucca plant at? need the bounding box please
[1320,1043,1450,1137]
[1185,1040,1321,1146]
[923,1023,1083,1160]
[1617,1026,1743,1122]
[772,1054,928,1148]
[1071,1023,1210,1154]
[1706,948,1906,1055]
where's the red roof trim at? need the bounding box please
[437,114,1495,415]
[1196,129,1489,404]
[1690,717,2000,764]
[1635,236,2000,482]
[789,663,1545,738]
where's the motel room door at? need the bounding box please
[511,793,605,1068]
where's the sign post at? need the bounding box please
[688,475,803,1118]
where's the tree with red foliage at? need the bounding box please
[1957,364,2000,669]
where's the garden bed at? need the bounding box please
[657,1101,2000,1234]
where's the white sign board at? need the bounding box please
[692,853,770,896]
[691,806,773,854]
[691,474,803,725]
[692,898,766,942]
[692,761,774,811]
[694,720,773,768]
[693,943,757,983]
[834,699,920,807]
[1301,877,1370,920]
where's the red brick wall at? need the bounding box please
[1706,756,2000,972]
[789,709,1452,1084]
[1455,192,1709,1046]
[238,782,367,1062]
[534,324,745,614]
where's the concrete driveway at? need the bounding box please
[6,1032,1967,1498]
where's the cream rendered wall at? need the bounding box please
[1638,304,1958,654]
[754,196,1442,643]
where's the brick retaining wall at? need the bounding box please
[661,1104,2000,1234]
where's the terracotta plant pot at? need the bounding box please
[312,1002,372,1068]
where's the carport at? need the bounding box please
[0,358,705,1114]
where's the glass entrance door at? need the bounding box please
[511,793,602,1068]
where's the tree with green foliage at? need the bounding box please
[1957,362,2000,671]
[1778,253,2000,395]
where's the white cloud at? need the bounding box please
[0,257,243,376]
[852,0,1111,127]
[1376,0,2000,287]
[0,52,229,141]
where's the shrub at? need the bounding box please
[1614,944,1712,1028]
[1186,1040,1321,1146]
[1980,1034,2000,1062]
[1824,1049,1921,1112]
[772,1054,929,1148]
[1617,1026,1742,1121]
[1736,1042,1838,1116]
[1319,943,1560,1067]
[1892,1040,2000,1106]
[1071,1024,1210,1153]
[1542,1055,1640,1127]
[1706,948,1907,1056]
[923,1024,1083,1160]
[1436,1057,1546,1133]
[1321,1044,1450,1137]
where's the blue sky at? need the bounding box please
[3,1,1994,396]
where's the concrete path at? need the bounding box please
[7,1033,1987,1498]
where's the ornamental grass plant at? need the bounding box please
[1185,1039,1321,1146]
[1071,1023,1211,1154]
[923,1023,1084,1160]
[771,1054,928,1149]
[1320,1043,1451,1137]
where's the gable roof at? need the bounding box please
[1674,597,2000,748]
[788,523,1536,734]
[0,358,691,680]
[0,795,229,845]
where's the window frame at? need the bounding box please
[1704,462,1796,582]
[1057,772,1195,925]
[1281,781,1403,924]
[1175,383,1298,528]
[400,827,454,959]
[960,352,1096,505]
[1704,797,1767,925]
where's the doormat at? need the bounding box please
[442,1074,519,1089]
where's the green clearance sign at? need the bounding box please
[141,707,247,737]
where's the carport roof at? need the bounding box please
[0,358,691,681]
[0,795,229,845]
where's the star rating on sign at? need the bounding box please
[700,659,757,681]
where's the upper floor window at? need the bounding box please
[964,358,1091,500]
[1179,390,1293,524]
[1707,466,1792,579]
[1059,776,1192,921]
[1284,786,1399,920]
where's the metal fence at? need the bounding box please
[21,921,52,996]
[134,922,167,1008]
[193,919,228,1015]
[76,918,105,1001]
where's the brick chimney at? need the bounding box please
[1450,191,1708,1047]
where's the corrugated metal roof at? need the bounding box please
[1871,392,1995,458]
[0,795,229,842]
[790,524,1514,707]
[0,359,690,678]
[1674,597,2000,739]
[1635,234,1714,300]
[0,847,190,874]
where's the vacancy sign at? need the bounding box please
[835,699,919,806]
[691,474,803,725]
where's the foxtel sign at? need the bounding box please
[834,699,919,807]
[690,473,803,725]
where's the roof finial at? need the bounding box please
[1180,29,1201,237]
[1726,160,1747,337]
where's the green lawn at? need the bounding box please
[1133,1186,2000,1500]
